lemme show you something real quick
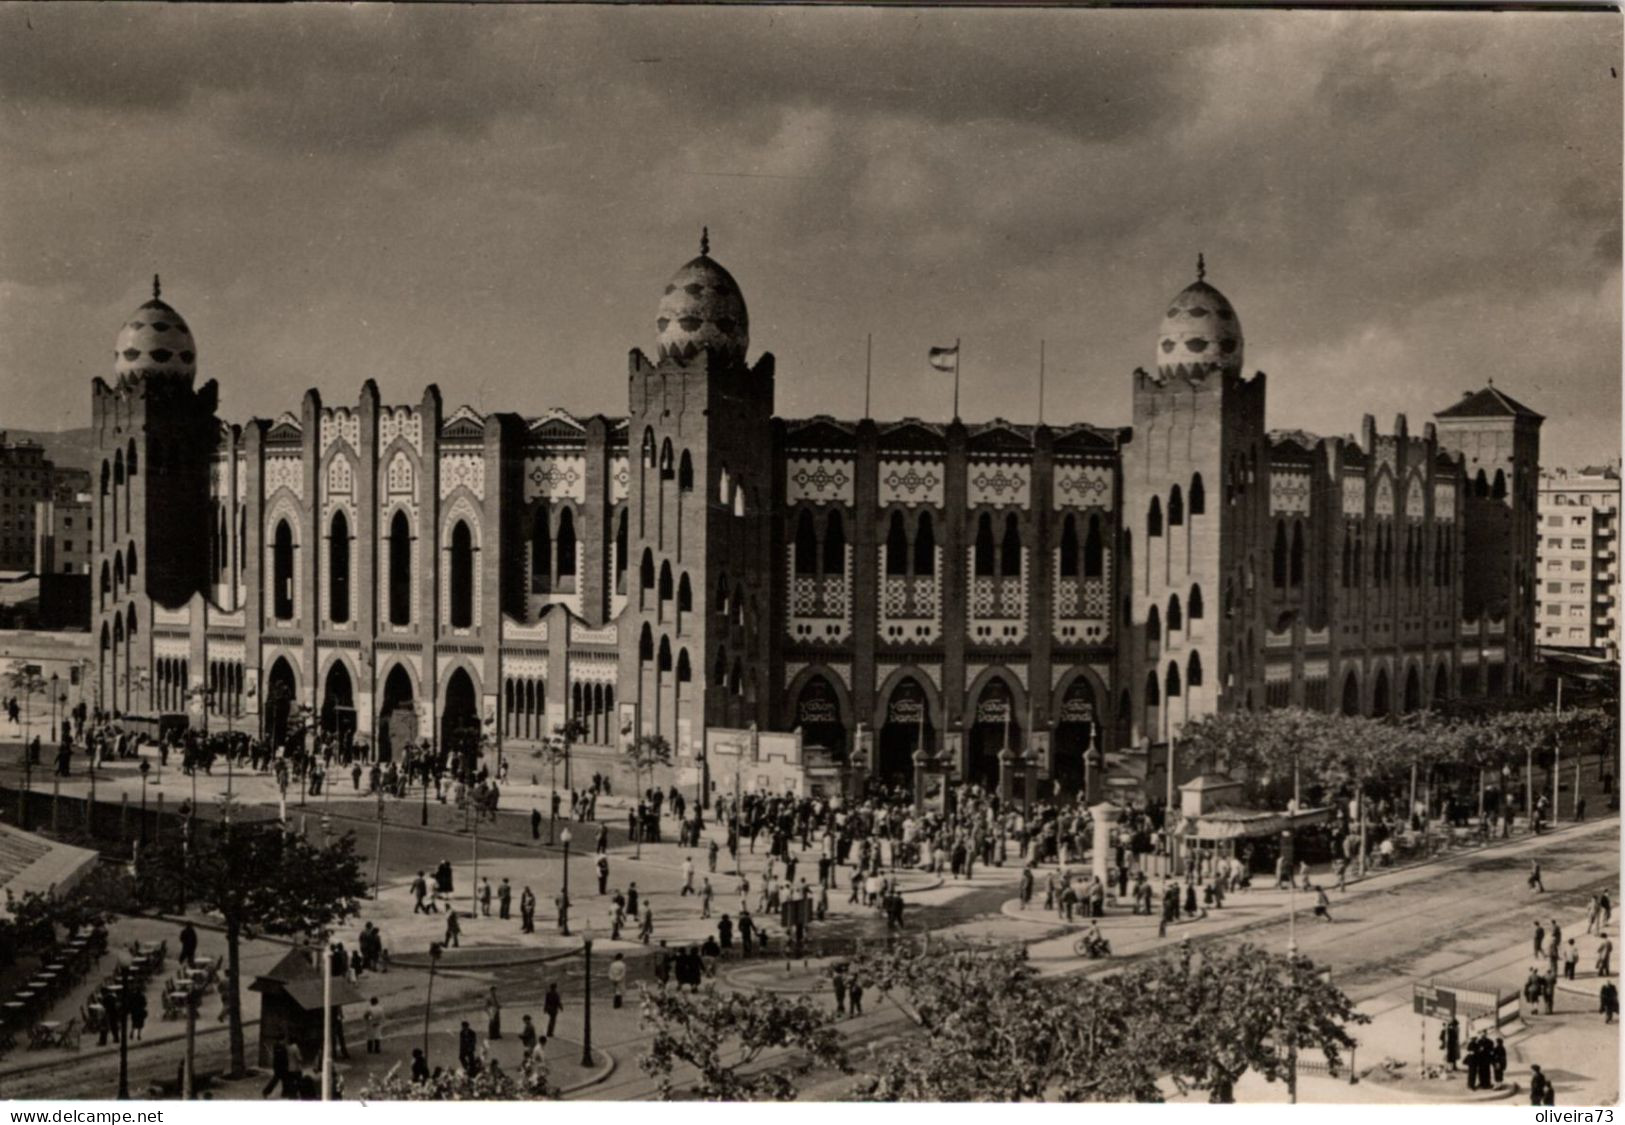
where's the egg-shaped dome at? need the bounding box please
[1155,258,1242,379]
[656,231,749,365]
[114,277,196,384]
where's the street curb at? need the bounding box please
[392,946,579,972]
[0,1015,263,1084]
[556,1047,617,1095]
[1359,1076,1521,1103]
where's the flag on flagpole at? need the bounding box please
[928,345,959,374]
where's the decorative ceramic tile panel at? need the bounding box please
[321,409,359,455]
[439,452,485,501]
[787,458,855,506]
[610,456,631,503]
[966,663,1028,691]
[379,407,423,454]
[1302,658,1329,679]
[1269,471,1311,516]
[1265,660,1293,683]
[1373,475,1394,518]
[1405,475,1425,520]
[878,460,943,508]
[327,456,354,496]
[1053,463,1113,509]
[385,451,415,498]
[1341,476,1365,517]
[502,655,548,679]
[1434,482,1456,521]
[523,455,588,503]
[967,459,1030,509]
[265,455,303,500]
[878,662,939,693]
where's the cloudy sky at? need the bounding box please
[1,6,1619,464]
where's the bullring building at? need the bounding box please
[89,239,1541,799]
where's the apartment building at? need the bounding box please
[1536,465,1620,656]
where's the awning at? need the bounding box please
[1184,804,1333,840]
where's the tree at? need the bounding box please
[852,939,1163,1102]
[139,818,369,1076]
[6,659,46,734]
[1131,942,1367,1104]
[624,733,673,857]
[360,1058,554,1101]
[638,982,849,1100]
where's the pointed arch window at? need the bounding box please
[639,623,654,662]
[1341,529,1353,587]
[615,509,629,594]
[914,512,936,576]
[657,635,673,673]
[1168,484,1184,527]
[1189,584,1204,620]
[1084,514,1104,578]
[974,513,996,577]
[1000,513,1022,577]
[531,508,551,594]
[1145,670,1161,707]
[1146,603,1162,646]
[640,549,656,597]
[678,450,694,493]
[449,520,475,628]
[1147,496,1163,538]
[642,428,657,468]
[659,560,674,605]
[795,509,818,575]
[714,645,727,682]
[1272,521,1288,588]
[273,519,295,620]
[555,507,577,591]
[1059,514,1080,578]
[716,573,729,616]
[329,509,350,624]
[1189,473,1206,516]
[1289,521,1305,588]
[1187,651,1204,688]
[885,511,908,576]
[1491,469,1507,501]
[659,438,675,481]
[1167,593,1183,633]
[1166,661,1182,698]
[677,572,693,616]
[388,511,412,625]
[822,511,846,576]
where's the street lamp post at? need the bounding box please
[423,941,443,1066]
[50,673,59,741]
[580,926,595,1068]
[115,964,132,1099]
[560,825,572,926]
[138,759,151,847]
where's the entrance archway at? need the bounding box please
[440,668,481,778]
[1371,666,1391,718]
[1052,675,1098,797]
[321,660,356,737]
[379,664,416,763]
[877,676,933,788]
[967,676,1019,792]
[791,674,847,761]
[1403,665,1421,714]
[1341,671,1360,717]
[264,657,297,748]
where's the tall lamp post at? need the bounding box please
[560,825,572,928]
[423,941,443,1066]
[49,672,59,741]
[138,758,151,846]
[579,924,595,1068]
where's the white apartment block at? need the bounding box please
[1537,465,1620,656]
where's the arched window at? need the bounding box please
[449,520,474,628]
[795,510,818,575]
[531,508,551,594]
[1289,521,1305,588]
[100,460,110,496]
[716,573,729,616]
[1272,521,1288,587]
[114,449,124,487]
[1145,670,1160,707]
[272,519,295,619]
[642,428,657,468]
[126,541,137,580]
[657,635,673,673]
[640,549,656,593]
[126,439,138,476]
[615,509,629,594]
[114,552,124,592]
[822,511,846,576]
[974,513,996,577]
[1352,529,1364,585]
[677,572,693,616]
[1168,484,1184,527]
[1474,470,1488,498]
[1188,651,1204,687]
[914,512,936,576]
[329,510,351,624]
[1000,513,1022,577]
[659,560,674,605]
[1146,603,1162,645]
[639,623,654,662]
[388,511,412,625]
[100,561,111,605]
[885,511,908,576]
[718,463,731,506]
[1189,473,1206,516]
[555,507,577,590]
[714,645,727,682]
[1084,514,1104,578]
[733,584,745,627]
[1188,583,1204,620]
[1341,531,1353,587]
[659,438,675,481]
[678,450,694,493]
[677,649,692,683]
[1166,661,1182,698]
[1491,469,1507,501]
[1147,496,1163,538]
[1059,514,1079,578]
[1167,593,1183,633]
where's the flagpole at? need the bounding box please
[1038,339,1046,425]
[865,333,873,419]
[953,337,961,421]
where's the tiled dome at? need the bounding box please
[1156,258,1242,379]
[114,277,195,384]
[655,230,748,365]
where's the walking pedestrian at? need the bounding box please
[543,982,563,1038]
[1598,935,1614,977]
[609,953,627,1009]
[498,878,512,920]
[364,997,383,1054]
[444,910,461,948]
[485,985,502,1040]
[1528,860,1545,892]
[1529,1064,1554,1106]
[1534,920,1546,958]
[1564,939,1580,981]
[531,808,542,841]
[849,976,865,1016]
[1602,980,1619,1024]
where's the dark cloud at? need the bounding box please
[0,6,1617,465]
